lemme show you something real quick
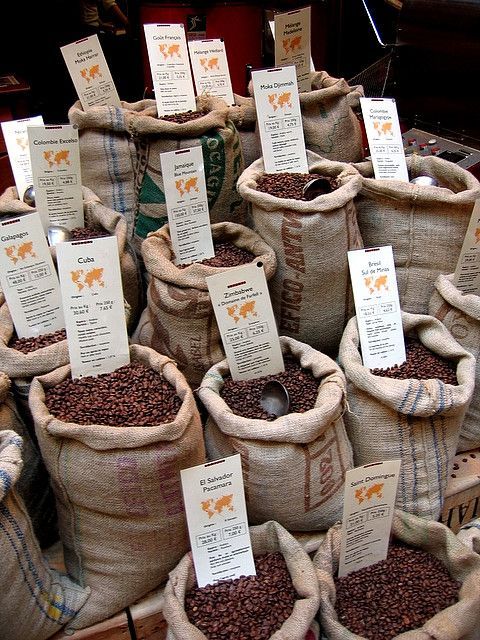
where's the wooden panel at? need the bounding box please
[51,612,131,640]
[129,586,168,640]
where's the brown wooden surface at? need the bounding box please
[130,586,167,640]
[51,612,131,640]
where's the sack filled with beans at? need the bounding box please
[237,151,363,356]
[353,154,480,314]
[0,429,90,640]
[338,312,476,520]
[68,96,246,255]
[29,344,206,631]
[314,509,480,640]
[197,336,353,531]
[133,221,276,386]
[0,371,57,549]
[0,185,142,330]
[163,520,320,640]
[429,273,480,451]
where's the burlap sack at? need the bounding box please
[68,96,246,254]
[29,344,206,630]
[135,221,277,387]
[353,154,480,314]
[163,520,320,640]
[197,336,353,531]
[338,312,476,521]
[0,185,142,329]
[237,152,363,355]
[314,509,480,640]
[227,94,261,169]
[0,429,90,640]
[300,71,364,162]
[0,371,57,549]
[458,518,480,554]
[429,273,480,452]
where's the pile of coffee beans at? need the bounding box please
[334,541,461,640]
[256,173,338,200]
[44,362,181,426]
[370,338,458,385]
[159,111,205,124]
[69,227,109,241]
[178,241,255,269]
[220,355,320,420]
[185,552,298,640]
[9,329,67,354]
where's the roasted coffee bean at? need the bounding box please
[334,541,461,640]
[220,355,320,420]
[159,110,205,124]
[256,172,338,200]
[69,227,109,240]
[45,362,181,426]
[9,329,67,354]
[185,552,298,640]
[178,241,255,269]
[370,338,458,385]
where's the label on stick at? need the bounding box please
[251,65,308,174]
[360,97,409,182]
[453,199,480,295]
[56,236,129,379]
[348,245,406,369]
[1,115,44,202]
[206,261,284,381]
[160,146,214,265]
[144,23,196,116]
[274,7,311,93]
[28,124,83,232]
[188,38,234,105]
[339,459,401,578]
[0,212,65,338]
[180,454,256,588]
[60,34,120,110]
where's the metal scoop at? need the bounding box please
[260,380,290,418]
[23,185,36,207]
[302,177,334,201]
[410,175,438,186]
[47,225,72,246]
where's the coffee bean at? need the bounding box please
[185,553,298,640]
[178,241,255,269]
[69,227,110,241]
[44,362,181,426]
[9,329,67,354]
[256,173,338,200]
[370,338,458,385]
[159,110,205,124]
[334,541,461,640]
[220,355,320,420]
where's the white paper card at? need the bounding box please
[56,236,130,379]
[160,146,214,265]
[206,262,284,381]
[251,66,308,174]
[144,23,196,116]
[28,125,84,232]
[188,39,235,105]
[60,35,121,110]
[0,213,65,338]
[360,97,409,182]
[274,7,311,93]
[339,460,401,578]
[1,116,44,201]
[348,246,406,369]
[180,454,256,588]
[453,200,480,295]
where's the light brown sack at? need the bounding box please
[197,336,353,531]
[314,509,480,640]
[0,371,57,549]
[68,96,246,254]
[163,520,320,640]
[429,273,480,451]
[135,221,277,386]
[227,94,261,169]
[237,151,363,355]
[458,518,480,554]
[0,429,90,640]
[338,312,476,520]
[353,154,480,314]
[29,344,206,630]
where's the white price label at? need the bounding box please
[274,7,311,93]
[1,116,44,201]
[453,199,480,295]
[188,38,235,105]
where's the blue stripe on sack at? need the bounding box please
[0,504,78,618]
[102,107,127,217]
[113,106,127,215]
[398,380,414,413]
[430,416,443,499]
[437,379,446,414]
[407,416,418,506]
[0,510,75,622]
[7,435,23,449]
[0,469,12,494]
[439,413,449,486]
[408,383,424,415]
[397,414,407,510]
